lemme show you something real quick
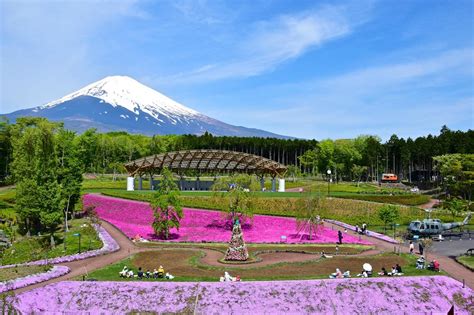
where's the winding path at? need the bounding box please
[12,211,474,295]
[323,221,474,289]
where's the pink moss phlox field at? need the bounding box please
[11,276,473,314]
[0,266,70,293]
[325,219,399,244]
[0,224,119,269]
[84,194,371,244]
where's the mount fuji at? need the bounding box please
[3,76,289,138]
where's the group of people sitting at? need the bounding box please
[355,223,368,235]
[119,266,175,280]
[329,268,351,279]
[378,264,403,276]
[416,256,440,271]
[219,271,241,282]
[220,271,241,282]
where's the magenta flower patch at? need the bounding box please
[84,194,371,244]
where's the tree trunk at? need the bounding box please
[26,218,31,237]
[65,195,71,232]
[50,233,55,249]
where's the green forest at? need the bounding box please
[0,116,472,260]
[1,116,473,185]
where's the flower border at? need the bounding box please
[324,219,399,244]
[0,224,119,269]
[0,266,70,293]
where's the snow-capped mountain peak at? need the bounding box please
[6,75,289,138]
[42,75,199,121]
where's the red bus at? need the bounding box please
[381,173,398,183]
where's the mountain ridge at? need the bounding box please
[3,76,291,139]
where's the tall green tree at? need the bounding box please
[378,204,400,232]
[10,118,64,246]
[296,192,323,240]
[0,117,11,183]
[434,154,474,201]
[150,168,183,240]
[56,129,83,233]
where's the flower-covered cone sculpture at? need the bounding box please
[224,219,249,261]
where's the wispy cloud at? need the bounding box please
[159,4,370,84]
[202,48,473,139]
[1,0,146,112]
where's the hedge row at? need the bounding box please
[336,194,431,206]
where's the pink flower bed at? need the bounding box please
[84,194,371,244]
[11,276,473,314]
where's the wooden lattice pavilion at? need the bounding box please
[124,149,288,191]
[124,149,287,177]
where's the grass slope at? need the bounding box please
[1,219,102,265]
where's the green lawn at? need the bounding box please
[456,255,474,270]
[84,251,444,282]
[0,218,102,265]
[0,265,50,282]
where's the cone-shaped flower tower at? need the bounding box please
[224,219,249,261]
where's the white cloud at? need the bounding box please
[200,48,473,139]
[160,4,366,84]
[0,0,146,112]
[319,48,473,93]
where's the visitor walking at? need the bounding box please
[338,230,343,244]
[409,241,414,254]
[419,242,424,255]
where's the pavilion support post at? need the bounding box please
[271,177,276,192]
[196,176,201,191]
[138,176,143,190]
[179,175,184,191]
[149,174,154,190]
[127,176,135,191]
[278,178,285,192]
[260,176,265,191]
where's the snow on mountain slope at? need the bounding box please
[42,76,199,123]
[4,76,291,138]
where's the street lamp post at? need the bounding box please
[73,232,81,254]
[393,223,400,240]
[327,169,332,197]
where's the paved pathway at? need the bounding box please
[419,198,440,210]
[323,221,474,289]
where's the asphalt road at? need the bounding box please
[430,238,474,257]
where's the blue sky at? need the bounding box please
[1,0,473,140]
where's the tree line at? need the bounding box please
[0,116,472,184]
[298,127,474,183]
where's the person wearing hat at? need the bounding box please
[158,265,165,278]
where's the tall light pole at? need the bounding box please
[73,232,81,254]
[327,169,332,198]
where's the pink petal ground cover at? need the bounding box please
[325,219,399,244]
[84,194,371,245]
[10,276,473,314]
[0,224,119,269]
[0,266,70,293]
